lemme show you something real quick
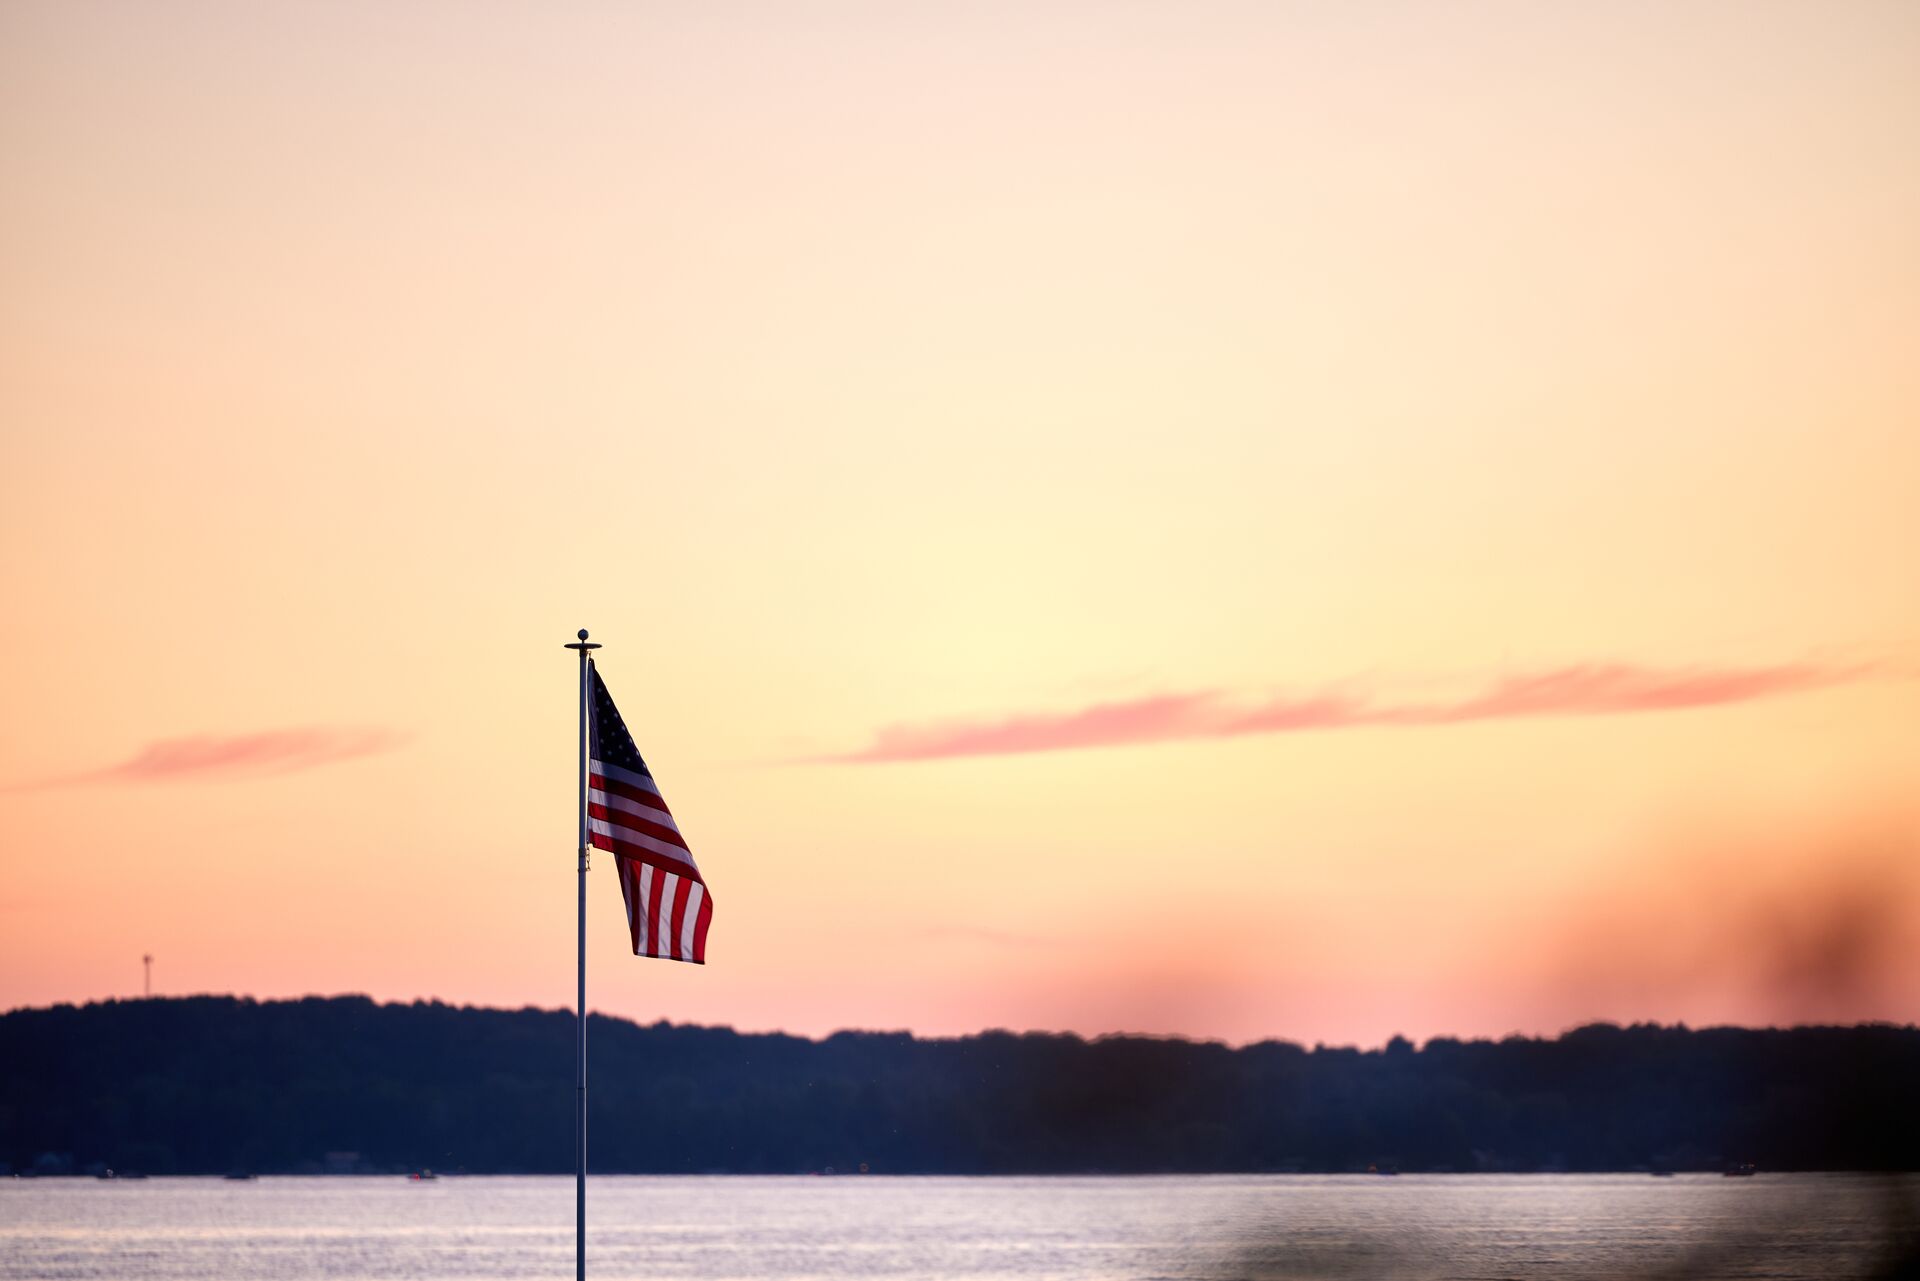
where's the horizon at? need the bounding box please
[12,990,1919,1056]
[4,0,1918,1048]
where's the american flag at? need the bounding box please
[587,663,711,963]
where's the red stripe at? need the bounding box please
[619,861,641,954]
[591,837,706,887]
[590,832,702,883]
[623,859,639,955]
[589,772,673,817]
[629,862,643,954]
[588,802,688,851]
[691,890,713,964]
[668,875,694,961]
[650,868,671,959]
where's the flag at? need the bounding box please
[587,663,712,963]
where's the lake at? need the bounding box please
[3,1174,1915,1280]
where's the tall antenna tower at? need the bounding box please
[143,954,152,999]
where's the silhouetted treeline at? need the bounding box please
[3,997,1915,1175]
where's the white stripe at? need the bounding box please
[587,818,699,872]
[656,872,679,958]
[679,882,704,961]
[589,759,662,798]
[588,787,681,833]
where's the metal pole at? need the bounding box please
[564,628,600,1281]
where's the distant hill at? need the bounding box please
[2,997,1915,1175]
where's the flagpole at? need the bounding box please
[564,628,600,1281]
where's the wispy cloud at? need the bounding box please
[847,692,1218,763]
[825,661,1868,764]
[10,727,403,790]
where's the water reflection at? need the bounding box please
[1,1173,1913,1280]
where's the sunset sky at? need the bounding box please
[2,1,1916,1048]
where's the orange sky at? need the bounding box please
[2,1,1916,1047]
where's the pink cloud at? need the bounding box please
[13,727,404,789]
[841,692,1219,762]
[1380,662,1855,725]
[1214,693,1371,736]
[828,661,1868,763]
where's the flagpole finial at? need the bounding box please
[577,629,589,641]
[565,629,601,652]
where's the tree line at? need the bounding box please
[3,996,1914,1175]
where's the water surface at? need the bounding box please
[3,1173,1913,1280]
